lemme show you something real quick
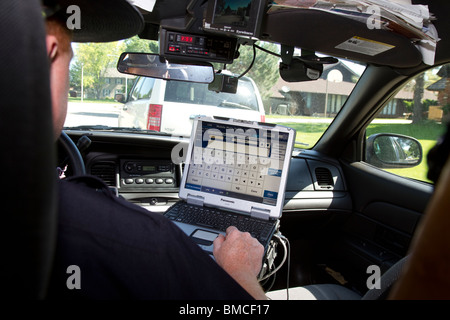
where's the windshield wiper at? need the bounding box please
[218,101,253,110]
[63,125,171,135]
[64,125,114,131]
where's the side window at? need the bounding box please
[130,77,145,101]
[365,63,449,183]
[137,77,155,99]
[129,77,155,101]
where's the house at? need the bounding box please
[426,64,450,107]
[269,61,359,116]
[426,65,450,121]
[100,67,136,100]
[269,61,436,118]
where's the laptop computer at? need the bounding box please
[164,116,296,255]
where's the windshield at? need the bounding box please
[65,38,366,148]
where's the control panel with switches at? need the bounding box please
[119,159,177,190]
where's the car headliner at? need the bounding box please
[136,0,450,69]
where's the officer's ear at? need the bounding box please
[46,34,59,63]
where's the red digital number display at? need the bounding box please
[179,35,193,43]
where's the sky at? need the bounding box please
[222,0,252,11]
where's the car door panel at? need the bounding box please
[342,162,432,224]
[329,161,433,293]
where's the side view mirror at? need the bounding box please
[366,133,423,169]
[114,93,125,103]
[117,52,215,84]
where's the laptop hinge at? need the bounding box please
[187,194,204,207]
[250,207,271,221]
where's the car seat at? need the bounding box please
[0,0,57,299]
[266,256,408,300]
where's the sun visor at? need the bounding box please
[262,9,424,68]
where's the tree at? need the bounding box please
[225,42,280,109]
[69,60,82,91]
[123,36,159,53]
[70,41,125,99]
[401,68,440,123]
[412,73,425,124]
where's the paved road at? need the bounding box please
[64,102,121,128]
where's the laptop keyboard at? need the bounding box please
[165,202,275,244]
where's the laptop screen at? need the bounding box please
[184,119,291,207]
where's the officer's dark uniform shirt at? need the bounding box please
[47,176,252,299]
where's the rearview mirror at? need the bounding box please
[366,133,422,169]
[117,52,215,84]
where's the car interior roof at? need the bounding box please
[137,0,450,70]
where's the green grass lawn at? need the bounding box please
[272,119,446,183]
[68,97,119,104]
[287,122,329,148]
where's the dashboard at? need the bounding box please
[65,131,352,215]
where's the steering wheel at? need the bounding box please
[58,131,86,176]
